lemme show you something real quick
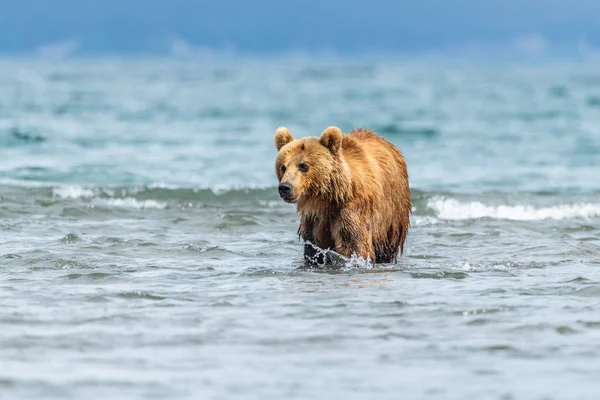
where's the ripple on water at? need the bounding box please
[214,212,261,229]
[243,268,296,277]
[586,96,600,107]
[183,241,219,253]
[98,237,159,248]
[465,318,494,326]
[577,320,600,329]
[572,285,600,297]
[65,272,115,280]
[565,276,594,283]
[84,295,111,303]
[0,378,15,388]
[182,243,242,261]
[374,123,439,138]
[374,300,409,308]
[59,207,94,218]
[453,308,503,317]
[445,260,549,273]
[482,345,525,355]
[3,253,22,259]
[61,233,81,244]
[7,127,46,144]
[410,271,470,280]
[507,323,580,335]
[55,259,89,269]
[116,292,166,301]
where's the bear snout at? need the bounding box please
[278,183,293,201]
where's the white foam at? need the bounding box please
[99,198,167,210]
[427,196,600,221]
[51,186,167,209]
[52,186,96,199]
[412,216,440,226]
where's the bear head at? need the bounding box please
[273,126,351,207]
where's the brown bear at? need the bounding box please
[274,126,411,265]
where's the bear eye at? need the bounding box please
[298,162,309,173]
[281,165,286,174]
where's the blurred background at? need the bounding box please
[2,0,600,59]
[2,1,600,399]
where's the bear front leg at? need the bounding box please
[299,214,328,265]
[332,209,376,263]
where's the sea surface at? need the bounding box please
[1,58,599,399]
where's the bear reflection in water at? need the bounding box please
[274,126,411,266]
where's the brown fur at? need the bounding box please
[274,126,411,265]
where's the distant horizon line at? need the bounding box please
[2,33,600,62]
[0,50,599,64]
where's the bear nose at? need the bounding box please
[278,183,292,197]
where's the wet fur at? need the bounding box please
[274,127,411,265]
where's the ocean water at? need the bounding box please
[1,58,599,399]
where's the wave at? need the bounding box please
[1,183,599,220]
[44,187,168,209]
[52,186,96,199]
[43,184,281,210]
[426,196,600,221]
[50,185,278,204]
[97,198,167,210]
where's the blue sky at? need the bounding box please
[1,0,600,57]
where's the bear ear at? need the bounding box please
[274,127,295,151]
[319,126,343,154]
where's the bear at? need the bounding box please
[274,126,411,265]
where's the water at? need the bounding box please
[1,58,599,399]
